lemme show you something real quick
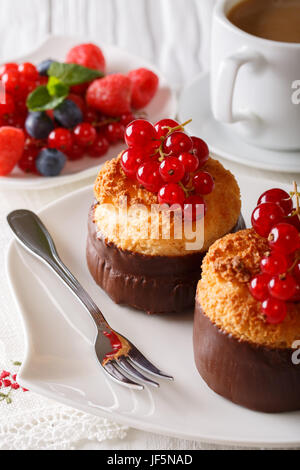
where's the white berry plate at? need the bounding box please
[178,72,300,174]
[6,174,300,448]
[0,35,177,190]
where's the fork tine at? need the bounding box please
[104,362,144,391]
[117,356,159,388]
[128,347,174,381]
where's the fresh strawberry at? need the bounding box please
[128,68,159,109]
[0,127,25,175]
[86,74,132,117]
[66,43,106,73]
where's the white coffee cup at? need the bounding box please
[210,0,300,151]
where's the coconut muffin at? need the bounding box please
[87,154,244,314]
[194,229,300,413]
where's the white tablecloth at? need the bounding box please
[0,0,298,450]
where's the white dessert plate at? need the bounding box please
[6,176,300,448]
[178,72,300,174]
[0,35,177,190]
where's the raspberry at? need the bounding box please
[128,68,159,109]
[0,127,25,175]
[86,74,132,117]
[66,43,106,73]
[0,93,15,116]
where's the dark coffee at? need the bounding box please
[227,0,300,43]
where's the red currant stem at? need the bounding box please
[94,118,119,127]
[178,181,194,197]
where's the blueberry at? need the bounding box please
[54,99,83,129]
[25,112,54,139]
[36,148,66,177]
[37,59,54,76]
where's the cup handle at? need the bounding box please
[212,48,263,124]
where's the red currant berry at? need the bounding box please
[260,251,288,276]
[48,128,73,152]
[154,119,179,139]
[251,203,285,238]
[178,152,199,173]
[120,112,135,126]
[125,119,157,148]
[0,93,15,116]
[268,223,300,255]
[163,132,193,156]
[2,70,20,93]
[193,171,214,195]
[67,142,85,161]
[137,161,164,193]
[181,172,190,187]
[105,122,125,144]
[268,274,297,301]
[88,134,109,158]
[84,109,99,125]
[121,148,150,178]
[249,273,271,301]
[258,188,293,217]
[288,213,300,231]
[5,113,25,129]
[158,183,185,207]
[159,156,185,183]
[261,297,287,324]
[293,262,300,282]
[191,137,209,167]
[0,63,18,77]
[18,63,38,81]
[290,282,300,302]
[17,146,39,173]
[73,123,97,147]
[184,195,207,221]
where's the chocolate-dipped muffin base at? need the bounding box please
[87,206,246,315]
[194,302,300,413]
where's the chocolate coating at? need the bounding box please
[193,300,300,413]
[87,204,245,315]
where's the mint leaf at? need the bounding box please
[47,76,69,98]
[48,61,103,86]
[27,85,68,112]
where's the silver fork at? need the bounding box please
[7,209,173,390]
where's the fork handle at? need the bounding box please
[7,209,109,331]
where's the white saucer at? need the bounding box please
[0,35,177,190]
[6,177,300,448]
[178,72,300,174]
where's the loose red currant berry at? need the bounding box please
[88,134,109,158]
[0,63,18,77]
[191,137,209,167]
[290,282,300,302]
[293,262,300,282]
[260,251,288,276]
[193,171,214,195]
[84,109,99,124]
[0,93,15,116]
[48,128,73,152]
[67,142,85,161]
[73,123,97,147]
[2,70,20,93]
[105,122,125,144]
[184,195,207,221]
[268,274,297,301]
[258,188,293,217]
[251,203,285,238]
[158,183,185,207]
[18,63,38,81]
[137,160,164,193]
[120,112,135,126]
[154,119,179,139]
[261,297,287,324]
[163,131,193,156]
[159,156,185,183]
[121,148,150,178]
[125,119,157,148]
[288,213,300,231]
[268,223,300,255]
[249,273,271,301]
[178,152,199,173]
[17,146,39,173]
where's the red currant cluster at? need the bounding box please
[0,62,44,129]
[121,118,213,220]
[249,185,300,324]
